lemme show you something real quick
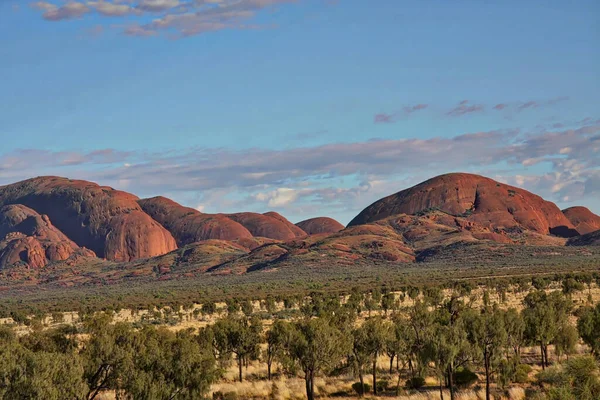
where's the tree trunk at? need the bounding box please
[310,370,314,400]
[544,345,549,367]
[238,356,243,382]
[373,352,378,395]
[439,375,444,400]
[448,364,455,400]
[359,371,365,397]
[540,343,546,370]
[268,360,272,381]
[389,354,395,374]
[484,349,491,400]
[305,373,313,400]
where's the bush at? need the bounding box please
[213,392,238,400]
[454,367,478,386]
[405,376,425,390]
[515,364,533,384]
[352,382,371,395]
[536,366,569,387]
[376,379,388,392]
[547,386,576,400]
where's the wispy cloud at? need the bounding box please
[30,0,304,37]
[493,97,569,113]
[446,100,484,117]
[2,120,599,221]
[32,1,90,20]
[374,104,428,124]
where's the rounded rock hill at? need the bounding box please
[348,173,577,237]
[0,177,177,262]
[295,217,345,235]
[138,196,254,245]
[562,206,600,235]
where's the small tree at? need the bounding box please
[465,306,507,400]
[212,316,262,382]
[577,303,600,356]
[287,318,349,400]
[264,320,294,380]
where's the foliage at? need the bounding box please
[351,381,370,395]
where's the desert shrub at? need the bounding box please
[454,366,478,386]
[405,376,425,389]
[515,364,533,383]
[525,388,547,400]
[547,386,576,400]
[536,366,569,387]
[376,379,388,392]
[213,391,238,400]
[352,382,370,395]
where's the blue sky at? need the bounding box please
[1,0,599,224]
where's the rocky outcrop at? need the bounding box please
[348,173,578,237]
[296,217,344,235]
[567,229,600,246]
[138,196,253,246]
[562,207,600,235]
[227,212,307,240]
[0,204,93,269]
[0,177,176,261]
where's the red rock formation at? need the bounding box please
[228,212,307,240]
[295,217,344,235]
[562,207,600,235]
[0,204,94,269]
[138,196,253,245]
[0,177,176,261]
[348,173,577,237]
[0,235,47,269]
[263,212,307,237]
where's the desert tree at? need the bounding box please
[264,319,295,380]
[523,290,572,369]
[286,317,350,400]
[212,315,262,382]
[464,306,507,400]
[577,302,600,356]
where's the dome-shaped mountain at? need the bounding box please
[562,207,600,235]
[227,212,307,240]
[296,217,344,235]
[138,196,253,246]
[0,204,94,269]
[0,177,177,261]
[348,173,577,237]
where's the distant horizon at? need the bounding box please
[1,0,599,224]
[3,171,598,226]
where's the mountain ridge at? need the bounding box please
[1,173,598,281]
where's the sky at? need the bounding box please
[1,0,599,225]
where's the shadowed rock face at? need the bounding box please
[227,212,307,240]
[296,217,344,235]
[348,173,578,237]
[0,177,176,261]
[562,207,600,235]
[0,204,93,269]
[138,197,253,246]
[567,229,600,246]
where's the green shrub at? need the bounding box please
[536,366,569,387]
[376,379,388,392]
[405,376,425,389]
[351,382,370,395]
[515,364,533,383]
[454,367,478,386]
[547,386,576,400]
